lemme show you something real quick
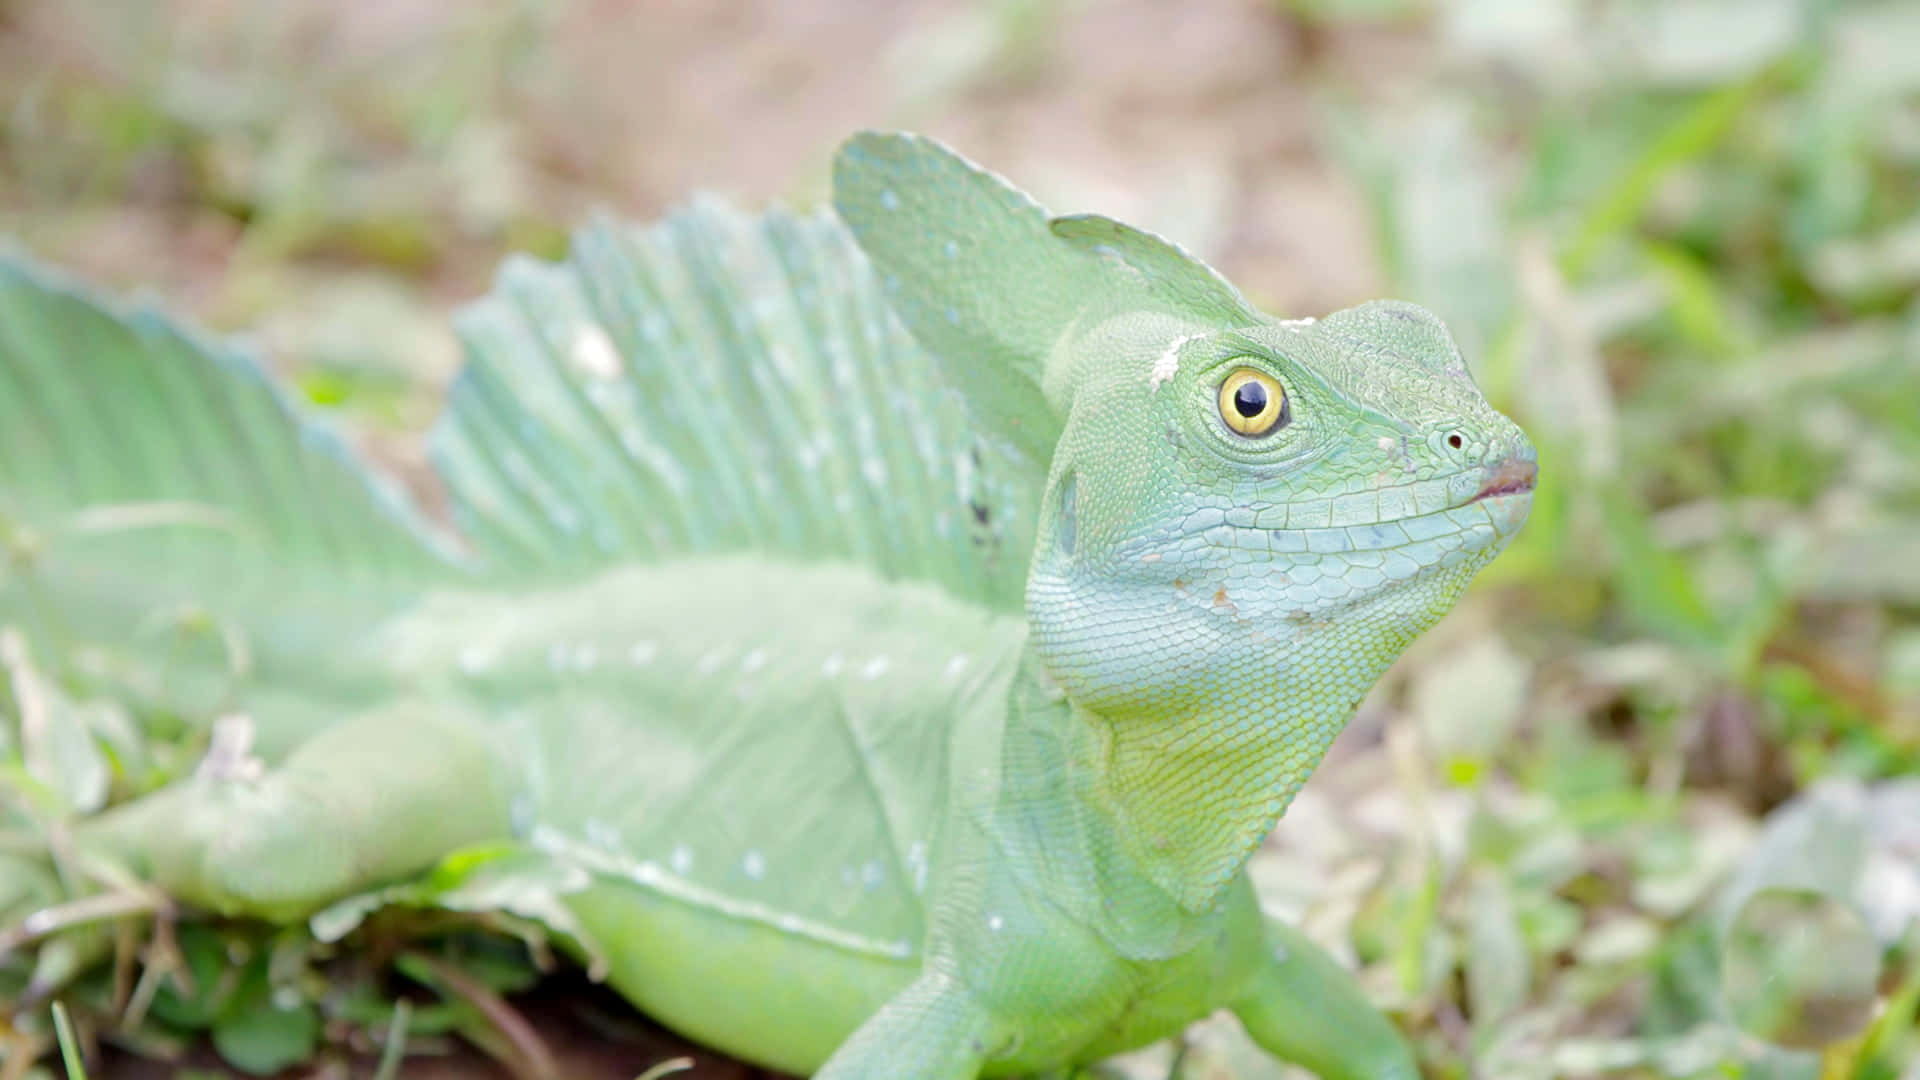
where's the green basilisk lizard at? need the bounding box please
[0,132,1535,1077]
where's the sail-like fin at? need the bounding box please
[0,255,460,721]
[433,202,1043,612]
[831,132,1093,464]
[1048,214,1262,327]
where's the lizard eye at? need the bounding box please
[1217,368,1288,437]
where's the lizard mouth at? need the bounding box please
[1471,458,1538,502]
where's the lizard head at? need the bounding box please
[835,131,1533,900]
[1026,298,1534,715]
[833,130,1532,728]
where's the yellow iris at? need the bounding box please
[1217,368,1286,436]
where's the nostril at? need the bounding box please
[1447,433,1463,449]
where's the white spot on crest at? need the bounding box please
[570,325,622,380]
[574,643,597,670]
[585,817,619,850]
[861,861,884,889]
[907,841,929,893]
[943,654,970,679]
[741,648,767,674]
[743,850,766,879]
[880,189,899,210]
[547,643,568,672]
[943,240,958,259]
[987,913,1005,932]
[458,644,494,676]
[823,651,845,677]
[630,640,658,666]
[697,649,726,675]
[671,844,693,874]
[1276,316,1317,329]
[859,655,891,680]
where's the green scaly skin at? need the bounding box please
[2,132,1534,1078]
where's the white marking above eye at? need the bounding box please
[1150,333,1205,392]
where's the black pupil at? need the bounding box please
[1232,380,1268,418]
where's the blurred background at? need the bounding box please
[1,0,1916,1077]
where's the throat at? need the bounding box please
[989,658,1364,931]
[1089,702,1347,912]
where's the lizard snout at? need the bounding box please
[1472,457,1537,502]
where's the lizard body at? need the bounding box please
[0,133,1534,1078]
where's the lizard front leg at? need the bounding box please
[814,971,1001,1080]
[1231,915,1419,1080]
[76,705,513,922]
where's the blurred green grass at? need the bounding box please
[1,0,1917,1077]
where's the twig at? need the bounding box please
[0,890,164,955]
[402,950,557,1080]
[634,1058,694,1080]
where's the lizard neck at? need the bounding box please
[982,627,1388,958]
[1010,572,1468,918]
[1083,688,1357,914]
